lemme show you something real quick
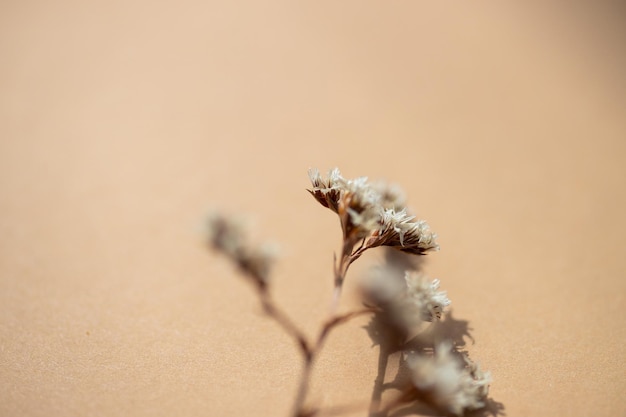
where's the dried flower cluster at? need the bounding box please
[360,268,450,332]
[405,272,451,322]
[205,168,497,417]
[408,343,492,415]
[206,212,276,290]
[308,168,439,257]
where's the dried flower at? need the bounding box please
[407,343,492,416]
[205,212,246,257]
[307,168,344,212]
[205,167,496,417]
[307,168,439,256]
[206,212,276,288]
[365,208,439,255]
[405,272,451,322]
[360,267,450,337]
[371,180,406,210]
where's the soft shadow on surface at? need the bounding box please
[363,250,504,417]
[388,397,505,417]
[366,312,505,417]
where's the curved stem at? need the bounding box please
[316,307,378,351]
[330,238,362,314]
[290,307,378,417]
[291,357,314,417]
[258,241,376,417]
[260,290,312,357]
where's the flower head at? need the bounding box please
[371,181,406,209]
[307,168,344,212]
[206,212,276,288]
[339,177,382,241]
[408,343,492,415]
[404,272,450,321]
[365,208,439,255]
[359,266,450,335]
[205,212,246,257]
[307,168,439,256]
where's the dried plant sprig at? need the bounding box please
[360,267,450,336]
[404,272,451,322]
[205,168,496,417]
[406,343,492,416]
[206,212,276,289]
[205,209,379,417]
[308,168,438,252]
[307,168,344,212]
[307,168,439,307]
[366,208,439,255]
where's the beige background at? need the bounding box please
[1,2,625,416]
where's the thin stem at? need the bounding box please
[315,307,378,351]
[329,284,343,316]
[330,238,361,314]
[257,246,376,417]
[330,255,347,314]
[258,290,314,417]
[260,290,312,357]
[291,307,378,417]
[291,357,314,417]
[353,237,366,255]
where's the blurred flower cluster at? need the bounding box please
[205,168,496,417]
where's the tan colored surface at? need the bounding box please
[1,2,625,416]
